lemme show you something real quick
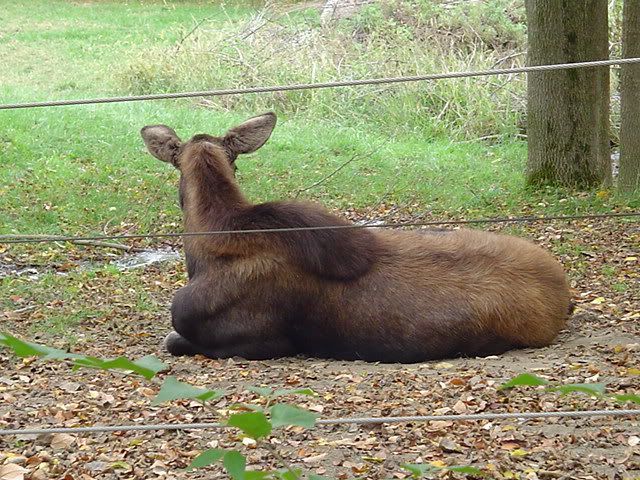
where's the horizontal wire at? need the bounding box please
[1,58,639,110]
[1,212,638,245]
[1,409,637,436]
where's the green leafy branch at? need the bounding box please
[0,332,167,379]
[3,333,637,479]
[499,372,640,404]
[402,463,486,478]
[0,333,321,479]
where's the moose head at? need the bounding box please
[140,111,277,173]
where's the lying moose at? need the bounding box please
[141,112,573,363]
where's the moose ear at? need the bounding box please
[223,112,277,155]
[140,125,183,166]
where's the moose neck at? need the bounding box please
[180,142,249,233]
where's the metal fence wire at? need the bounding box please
[1,56,638,438]
[1,57,639,110]
[1,409,638,437]
[1,212,640,245]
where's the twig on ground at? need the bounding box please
[293,152,362,199]
[0,234,139,252]
[294,140,389,199]
[491,51,526,69]
[459,133,527,143]
[174,16,211,53]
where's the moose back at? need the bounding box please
[141,112,573,363]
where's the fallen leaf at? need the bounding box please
[428,420,453,431]
[434,362,454,369]
[51,433,76,450]
[452,400,468,413]
[0,464,28,480]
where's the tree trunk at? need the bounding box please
[525,0,611,188]
[618,0,640,193]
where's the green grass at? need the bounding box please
[0,0,637,241]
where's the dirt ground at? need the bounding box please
[0,218,638,480]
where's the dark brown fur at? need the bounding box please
[141,112,573,363]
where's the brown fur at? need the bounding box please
[141,113,573,363]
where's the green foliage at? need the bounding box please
[0,332,167,379]
[551,383,607,397]
[350,0,526,50]
[1,0,637,242]
[223,451,248,480]
[72,355,168,380]
[188,448,227,470]
[269,404,318,429]
[0,332,77,360]
[152,376,225,405]
[248,387,316,398]
[245,472,277,480]
[613,394,640,405]
[228,412,273,439]
[277,470,304,480]
[500,372,640,405]
[402,462,486,477]
[498,373,549,389]
[117,1,527,140]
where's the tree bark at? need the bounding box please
[618,0,640,193]
[525,0,611,188]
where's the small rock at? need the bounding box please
[86,461,109,472]
[58,381,81,392]
[439,438,464,453]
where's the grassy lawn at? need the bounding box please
[1,0,637,239]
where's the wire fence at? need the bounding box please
[2,47,639,449]
[1,409,637,436]
[1,57,639,110]
[2,212,639,245]
[1,58,638,244]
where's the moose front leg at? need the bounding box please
[163,331,296,360]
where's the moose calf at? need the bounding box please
[141,112,573,363]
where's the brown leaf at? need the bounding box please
[449,377,466,386]
[0,464,28,480]
[427,420,453,431]
[501,441,523,451]
[452,400,468,413]
[51,433,76,451]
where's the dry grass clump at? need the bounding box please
[118,0,528,139]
